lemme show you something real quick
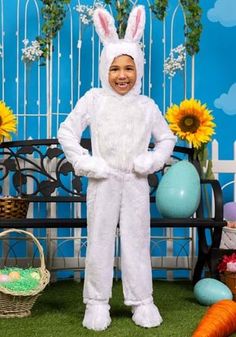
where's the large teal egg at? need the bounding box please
[194,278,233,305]
[155,161,201,218]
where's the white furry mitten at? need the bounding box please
[133,152,164,176]
[74,155,111,179]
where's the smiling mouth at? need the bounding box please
[116,82,129,88]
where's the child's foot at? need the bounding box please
[132,302,163,328]
[82,304,111,331]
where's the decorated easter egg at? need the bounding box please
[0,274,10,283]
[194,278,233,306]
[224,202,236,221]
[156,161,201,218]
[9,271,21,281]
[31,271,40,280]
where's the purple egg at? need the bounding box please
[223,202,236,221]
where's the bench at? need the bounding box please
[0,139,227,284]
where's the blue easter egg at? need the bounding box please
[194,278,233,306]
[156,161,201,218]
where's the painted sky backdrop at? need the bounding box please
[198,0,236,160]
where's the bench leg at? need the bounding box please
[193,227,223,284]
[192,227,210,285]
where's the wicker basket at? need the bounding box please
[0,229,50,318]
[0,197,29,219]
[221,272,236,301]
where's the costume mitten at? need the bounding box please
[132,302,163,328]
[82,304,111,331]
[74,155,111,179]
[133,152,164,176]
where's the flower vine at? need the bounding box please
[38,0,71,60]
[75,1,105,25]
[21,39,44,63]
[164,44,186,78]
[21,0,71,64]
[151,0,202,56]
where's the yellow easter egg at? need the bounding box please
[9,271,21,280]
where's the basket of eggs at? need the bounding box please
[0,229,50,318]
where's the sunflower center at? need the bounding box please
[178,115,200,133]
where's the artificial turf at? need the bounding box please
[0,280,235,337]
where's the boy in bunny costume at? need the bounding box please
[58,5,176,331]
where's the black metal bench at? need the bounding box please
[0,139,226,284]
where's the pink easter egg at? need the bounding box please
[0,274,10,282]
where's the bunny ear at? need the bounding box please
[93,8,119,44]
[124,5,145,42]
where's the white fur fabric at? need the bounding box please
[74,154,111,179]
[82,303,111,331]
[134,152,164,176]
[58,89,177,176]
[83,174,153,305]
[132,303,163,328]
[93,5,145,97]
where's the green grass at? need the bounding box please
[0,280,236,337]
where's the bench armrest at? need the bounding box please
[200,178,224,221]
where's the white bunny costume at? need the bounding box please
[58,5,176,331]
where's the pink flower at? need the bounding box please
[218,253,236,273]
[226,262,236,273]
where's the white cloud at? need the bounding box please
[214,83,236,115]
[207,0,236,27]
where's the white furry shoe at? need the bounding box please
[82,304,111,331]
[132,303,163,328]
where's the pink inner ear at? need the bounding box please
[98,12,109,36]
[133,9,141,38]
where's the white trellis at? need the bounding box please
[0,0,198,281]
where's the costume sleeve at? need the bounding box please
[151,103,177,170]
[58,90,111,179]
[133,101,177,175]
[57,91,91,167]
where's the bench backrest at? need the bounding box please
[0,139,195,204]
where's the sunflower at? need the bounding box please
[165,98,215,149]
[0,101,17,142]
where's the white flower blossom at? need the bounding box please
[21,39,43,63]
[164,44,186,78]
[75,2,105,25]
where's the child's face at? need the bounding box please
[108,55,137,95]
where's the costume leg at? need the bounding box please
[119,173,163,327]
[119,173,152,304]
[83,177,121,303]
[82,176,122,331]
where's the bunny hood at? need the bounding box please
[99,40,144,96]
[93,6,145,97]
